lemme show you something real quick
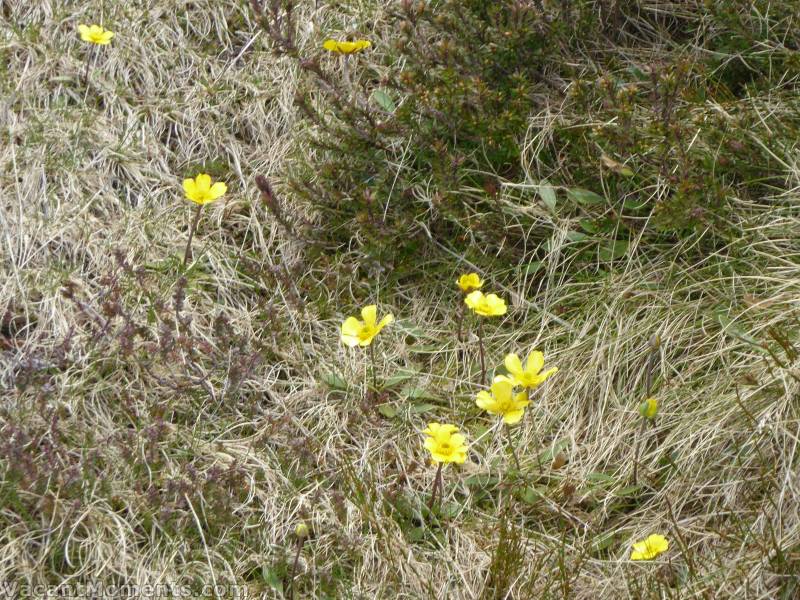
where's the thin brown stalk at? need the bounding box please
[183,204,203,266]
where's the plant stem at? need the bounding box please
[83,46,95,85]
[369,341,377,394]
[477,317,486,384]
[632,417,647,485]
[183,203,203,266]
[505,424,522,473]
[427,462,443,513]
[287,536,304,600]
[456,301,465,342]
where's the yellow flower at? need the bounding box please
[78,24,115,45]
[323,39,371,54]
[457,273,484,293]
[183,173,227,205]
[639,397,658,420]
[475,376,530,425]
[464,291,507,317]
[504,351,558,390]
[630,534,669,560]
[341,305,394,347]
[423,422,468,464]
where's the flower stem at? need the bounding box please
[477,318,486,385]
[456,301,465,343]
[369,341,377,394]
[505,424,522,473]
[632,417,647,485]
[287,535,304,600]
[183,203,203,267]
[427,462,443,514]
[83,46,95,86]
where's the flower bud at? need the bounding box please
[295,523,310,539]
[649,334,661,350]
[639,397,658,420]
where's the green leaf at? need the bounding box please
[586,472,616,485]
[623,197,648,210]
[615,484,642,498]
[384,371,417,388]
[716,312,761,347]
[589,532,616,554]
[464,473,499,488]
[409,403,437,414]
[405,526,426,542]
[320,372,348,391]
[371,89,396,112]
[538,181,557,211]
[261,566,284,593]
[598,239,629,261]
[523,261,543,275]
[519,485,548,505]
[377,404,398,418]
[402,385,437,401]
[567,188,604,205]
[538,438,570,464]
[579,219,599,233]
[439,501,461,518]
[566,231,589,242]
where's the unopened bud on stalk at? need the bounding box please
[639,397,658,420]
[649,333,661,351]
[295,523,310,539]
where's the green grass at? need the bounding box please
[1,0,800,598]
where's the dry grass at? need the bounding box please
[1,0,800,598]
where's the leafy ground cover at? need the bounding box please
[1,0,799,597]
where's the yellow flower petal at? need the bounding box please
[504,353,524,378]
[457,273,483,292]
[183,178,197,197]
[340,317,363,347]
[503,410,525,425]
[376,313,394,333]
[323,39,371,54]
[631,534,669,560]
[209,182,227,200]
[361,305,377,328]
[195,173,211,192]
[489,376,514,403]
[526,351,545,374]
[538,366,558,383]
[475,390,494,411]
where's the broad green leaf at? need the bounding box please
[598,239,629,261]
[567,188,605,205]
[538,181,557,211]
[586,472,616,485]
[519,485,548,505]
[589,532,616,554]
[261,566,284,593]
[439,501,461,518]
[464,473,499,488]
[377,404,398,418]
[615,484,642,497]
[384,371,417,388]
[409,403,437,414]
[716,312,761,346]
[320,372,348,391]
[402,385,437,401]
[566,231,589,242]
[371,89,396,112]
[523,261,543,275]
